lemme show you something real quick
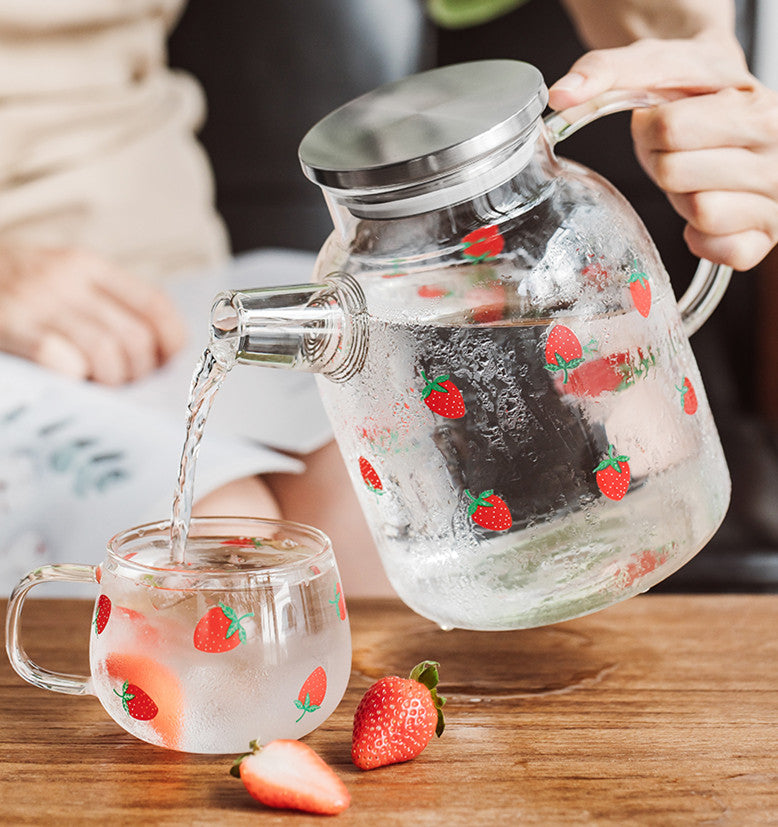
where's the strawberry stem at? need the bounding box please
[219,602,254,644]
[544,352,584,383]
[465,489,495,515]
[409,660,446,736]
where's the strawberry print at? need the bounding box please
[295,667,327,722]
[544,324,584,383]
[677,377,698,414]
[93,595,111,635]
[582,258,608,288]
[465,489,512,532]
[114,680,158,721]
[594,444,631,501]
[461,225,505,261]
[628,268,652,317]
[616,548,669,589]
[421,370,466,419]
[329,582,347,621]
[417,284,450,298]
[220,537,264,547]
[466,280,506,324]
[358,456,383,495]
[193,602,254,653]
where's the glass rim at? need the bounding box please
[105,515,334,582]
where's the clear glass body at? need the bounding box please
[89,517,350,753]
[308,125,730,630]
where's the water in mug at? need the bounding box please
[315,271,730,631]
[90,536,351,753]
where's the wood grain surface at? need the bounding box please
[2,595,777,825]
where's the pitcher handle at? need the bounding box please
[5,564,98,695]
[544,90,732,336]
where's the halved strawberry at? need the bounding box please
[105,652,183,748]
[231,739,350,815]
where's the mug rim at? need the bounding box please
[104,515,334,584]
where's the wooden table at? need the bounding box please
[2,596,777,825]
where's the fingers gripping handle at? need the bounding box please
[5,564,98,695]
[544,90,732,335]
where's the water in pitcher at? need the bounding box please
[316,280,730,630]
[90,536,351,753]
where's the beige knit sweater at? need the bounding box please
[0,0,228,281]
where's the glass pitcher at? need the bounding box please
[210,60,732,631]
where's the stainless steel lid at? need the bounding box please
[298,60,547,192]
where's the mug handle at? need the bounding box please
[543,90,733,336]
[5,564,98,695]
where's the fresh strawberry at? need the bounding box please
[231,739,350,815]
[358,456,383,494]
[193,602,254,653]
[628,269,652,317]
[465,489,512,531]
[329,582,347,621]
[564,347,656,398]
[461,225,505,261]
[594,444,631,501]
[93,595,111,635]
[295,667,327,722]
[544,324,584,383]
[421,370,466,419]
[114,680,158,721]
[352,660,445,770]
[677,377,698,414]
[105,652,183,748]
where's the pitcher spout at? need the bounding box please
[209,272,368,382]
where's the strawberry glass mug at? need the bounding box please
[208,60,733,631]
[5,517,351,753]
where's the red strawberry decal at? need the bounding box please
[677,377,698,414]
[421,370,466,419]
[466,280,506,324]
[544,324,584,383]
[193,602,254,653]
[295,666,327,722]
[220,536,264,547]
[594,444,631,501]
[465,489,512,532]
[628,268,652,317]
[617,548,669,589]
[329,582,347,621]
[358,456,383,494]
[582,259,608,288]
[461,225,505,261]
[352,660,445,770]
[231,739,350,815]
[114,680,158,721]
[417,284,450,298]
[93,594,111,635]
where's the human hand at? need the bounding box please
[548,35,778,271]
[0,246,187,384]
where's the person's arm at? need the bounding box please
[0,245,187,384]
[548,0,778,271]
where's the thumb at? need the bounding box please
[548,36,751,111]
